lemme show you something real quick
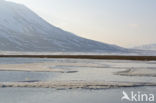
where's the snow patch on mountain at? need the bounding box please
[0,0,127,52]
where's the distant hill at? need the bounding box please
[133,44,156,51]
[0,0,127,53]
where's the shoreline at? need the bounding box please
[0,81,156,89]
[0,55,156,60]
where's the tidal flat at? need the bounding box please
[0,58,156,103]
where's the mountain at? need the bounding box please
[0,0,127,53]
[133,44,156,51]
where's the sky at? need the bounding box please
[7,0,156,48]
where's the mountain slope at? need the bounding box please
[133,44,156,51]
[0,0,127,52]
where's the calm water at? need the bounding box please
[0,71,59,82]
[0,68,156,83]
[0,58,156,103]
[0,87,155,103]
[0,58,156,83]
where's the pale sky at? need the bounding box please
[7,0,156,47]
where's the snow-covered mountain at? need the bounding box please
[0,0,127,52]
[133,44,156,51]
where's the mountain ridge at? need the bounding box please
[0,0,127,53]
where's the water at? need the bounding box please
[0,58,156,103]
[0,87,155,103]
[0,67,156,83]
[0,58,156,83]
[0,71,59,82]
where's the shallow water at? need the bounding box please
[0,58,156,103]
[54,67,156,83]
[0,71,59,82]
[0,87,155,103]
[0,58,156,83]
[0,67,156,83]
